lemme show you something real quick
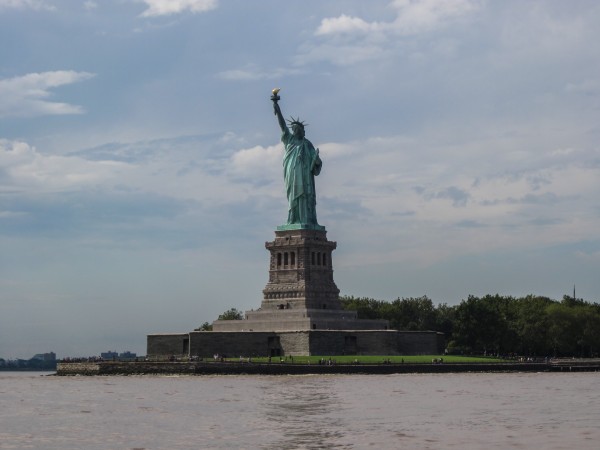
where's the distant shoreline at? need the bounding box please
[55,360,600,376]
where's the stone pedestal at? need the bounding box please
[261,228,340,311]
[212,228,389,332]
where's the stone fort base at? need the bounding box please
[147,329,445,358]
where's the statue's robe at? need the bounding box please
[281,127,322,226]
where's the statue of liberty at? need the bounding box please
[271,89,324,230]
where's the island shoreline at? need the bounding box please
[55,360,600,376]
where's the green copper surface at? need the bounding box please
[276,223,326,231]
[271,90,323,228]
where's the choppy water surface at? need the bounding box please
[0,371,598,449]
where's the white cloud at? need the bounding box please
[566,79,600,95]
[83,1,97,10]
[388,0,479,35]
[316,14,375,36]
[217,65,304,81]
[63,136,278,208]
[308,128,600,268]
[304,0,479,66]
[0,71,95,118]
[0,0,54,10]
[0,139,129,194]
[0,210,28,218]
[295,42,387,66]
[229,144,281,181]
[316,0,478,37]
[138,0,217,17]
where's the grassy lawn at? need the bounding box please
[225,355,510,364]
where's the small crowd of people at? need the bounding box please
[60,356,104,363]
[318,358,336,366]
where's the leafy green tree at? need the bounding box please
[434,303,457,337]
[579,306,600,357]
[340,296,386,319]
[217,308,244,321]
[342,295,441,330]
[453,296,487,353]
[561,294,586,308]
[452,295,519,354]
[342,295,453,333]
[514,295,553,355]
[546,303,579,356]
[341,292,599,357]
[195,322,213,331]
[386,296,437,330]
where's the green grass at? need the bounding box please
[225,355,510,364]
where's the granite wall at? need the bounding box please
[189,331,286,357]
[148,330,444,357]
[146,333,189,358]
[55,362,101,375]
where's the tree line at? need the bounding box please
[340,294,600,357]
[204,295,599,357]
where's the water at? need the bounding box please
[0,371,598,449]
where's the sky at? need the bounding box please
[1,0,599,358]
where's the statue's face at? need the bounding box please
[292,124,305,138]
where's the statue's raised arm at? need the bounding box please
[271,88,287,132]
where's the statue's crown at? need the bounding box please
[287,116,307,129]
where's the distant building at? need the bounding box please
[100,351,137,360]
[101,351,118,360]
[31,352,56,362]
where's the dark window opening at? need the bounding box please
[311,252,315,265]
[277,253,282,267]
[322,253,327,266]
[290,252,296,266]
[344,335,357,355]
[284,252,289,266]
[268,336,281,357]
